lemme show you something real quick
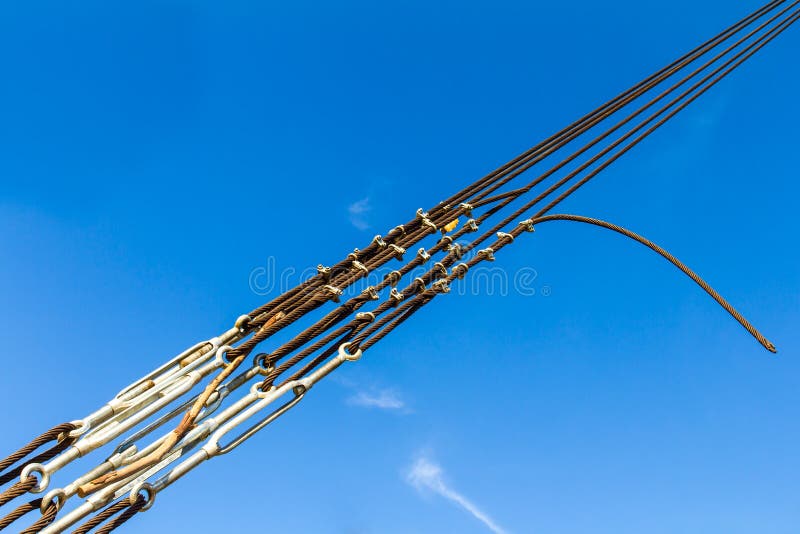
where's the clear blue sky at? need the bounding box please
[1,1,798,532]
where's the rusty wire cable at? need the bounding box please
[17,501,57,534]
[529,214,776,351]
[259,5,797,385]
[0,424,76,488]
[1,3,793,531]
[0,477,37,508]
[72,498,139,534]
[0,497,43,531]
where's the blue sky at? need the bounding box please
[1,1,798,532]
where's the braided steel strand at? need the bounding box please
[94,495,146,534]
[0,423,77,487]
[463,0,800,249]
[262,324,354,388]
[72,499,132,534]
[460,3,800,257]
[533,10,800,218]
[0,498,42,531]
[436,0,787,210]
[282,321,371,384]
[17,501,57,534]
[0,477,37,508]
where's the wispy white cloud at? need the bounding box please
[348,197,372,230]
[407,456,509,534]
[347,388,406,411]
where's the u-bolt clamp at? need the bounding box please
[317,264,332,281]
[388,244,406,260]
[496,231,514,243]
[477,247,496,262]
[351,260,369,275]
[389,288,405,304]
[361,286,379,301]
[323,285,344,302]
[517,219,535,232]
[453,262,470,280]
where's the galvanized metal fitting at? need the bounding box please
[388,244,406,260]
[338,342,363,362]
[131,483,156,512]
[392,224,406,236]
[216,344,237,366]
[317,264,332,280]
[496,231,514,243]
[347,248,360,262]
[351,260,369,275]
[433,262,448,278]
[372,235,387,248]
[459,202,474,217]
[389,287,404,304]
[234,314,252,332]
[417,247,431,263]
[465,218,479,232]
[355,311,376,323]
[413,277,427,292]
[439,235,454,246]
[477,247,496,261]
[20,463,50,493]
[448,242,464,259]
[323,285,344,302]
[415,208,429,219]
[254,353,274,375]
[432,279,451,293]
[421,217,438,233]
[518,219,535,232]
[453,262,470,280]
[361,286,379,301]
[40,488,66,514]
